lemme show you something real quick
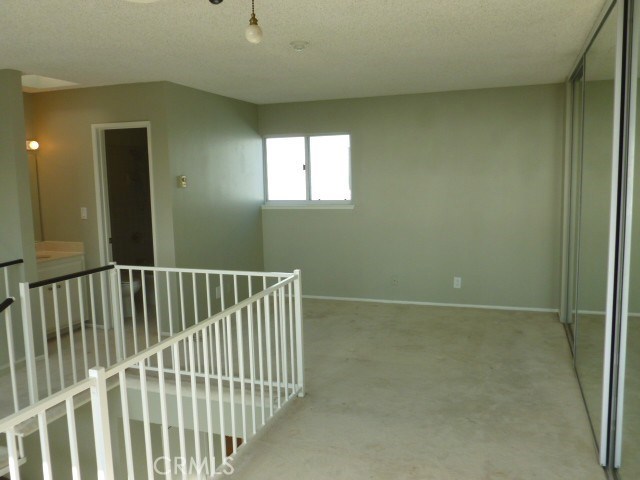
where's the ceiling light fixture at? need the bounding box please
[245,0,263,44]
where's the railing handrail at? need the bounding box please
[104,273,298,379]
[28,265,115,289]
[0,297,14,315]
[0,377,94,432]
[115,264,293,279]
[0,258,24,269]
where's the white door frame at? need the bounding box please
[92,121,158,266]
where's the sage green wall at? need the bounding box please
[29,81,264,272]
[29,83,175,268]
[164,83,264,271]
[259,84,565,310]
[0,70,36,276]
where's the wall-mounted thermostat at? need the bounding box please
[177,175,188,188]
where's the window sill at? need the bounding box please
[262,203,355,210]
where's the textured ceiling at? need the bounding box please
[0,0,608,104]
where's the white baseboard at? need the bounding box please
[302,295,560,314]
[567,309,640,318]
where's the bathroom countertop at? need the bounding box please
[35,241,85,264]
[36,251,84,263]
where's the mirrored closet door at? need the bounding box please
[615,1,640,477]
[565,0,620,462]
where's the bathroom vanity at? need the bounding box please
[35,242,86,336]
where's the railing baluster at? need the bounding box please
[206,273,214,376]
[280,283,289,400]
[294,270,305,397]
[139,360,155,478]
[3,300,18,411]
[288,282,296,398]
[214,320,227,463]
[100,271,111,367]
[167,271,174,337]
[91,274,100,367]
[226,313,238,453]
[77,277,88,374]
[265,292,273,418]
[219,274,226,310]
[247,277,257,435]
[202,325,215,470]
[206,274,212,317]
[193,273,202,372]
[38,288,52,397]
[257,285,265,426]
[142,270,150,352]
[38,411,53,480]
[89,367,115,480]
[273,291,282,409]
[118,369,134,476]
[179,272,188,368]
[65,281,78,384]
[154,271,162,345]
[221,274,228,376]
[129,269,138,355]
[179,271,186,332]
[188,335,201,472]
[7,428,21,480]
[116,269,127,360]
[65,397,81,480]
[172,341,188,480]
[237,307,247,442]
[157,350,172,480]
[52,282,65,389]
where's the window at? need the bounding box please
[265,134,351,203]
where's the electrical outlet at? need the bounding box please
[453,276,462,289]
[390,275,399,287]
[215,286,221,299]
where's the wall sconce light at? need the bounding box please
[26,140,40,151]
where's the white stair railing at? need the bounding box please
[2,267,304,479]
[18,264,296,405]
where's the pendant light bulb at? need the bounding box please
[245,0,262,44]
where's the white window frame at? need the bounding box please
[262,133,354,209]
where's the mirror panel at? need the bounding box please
[566,66,584,342]
[574,1,618,450]
[619,4,640,476]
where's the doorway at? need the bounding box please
[93,122,156,266]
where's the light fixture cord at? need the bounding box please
[252,0,255,15]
